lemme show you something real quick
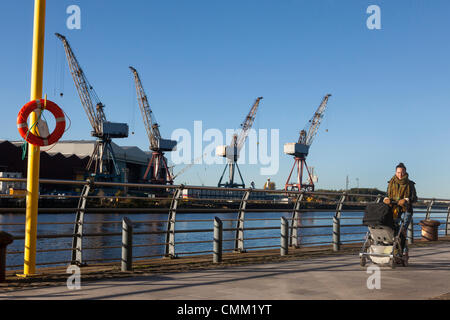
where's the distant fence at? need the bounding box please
[0,177,449,271]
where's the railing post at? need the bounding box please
[122,217,133,272]
[407,217,414,245]
[446,206,450,236]
[333,216,341,252]
[375,194,383,203]
[213,217,223,263]
[289,192,304,248]
[281,217,289,256]
[333,193,346,252]
[0,232,13,283]
[234,190,251,253]
[72,179,93,267]
[425,199,435,220]
[165,187,183,259]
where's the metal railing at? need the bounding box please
[0,177,449,271]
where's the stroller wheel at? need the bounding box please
[360,256,366,267]
[389,259,396,269]
[402,253,409,267]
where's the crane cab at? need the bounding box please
[92,122,129,139]
[154,138,177,152]
[101,122,129,138]
[216,145,238,160]
[284,143,310,157]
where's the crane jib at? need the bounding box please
[304,94,331,147]
[235,97,263,152]
[130,67,177,153]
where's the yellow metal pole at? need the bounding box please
[23,0,46,276]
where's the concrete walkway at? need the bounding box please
[1,242,449,300]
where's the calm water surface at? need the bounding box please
[0,210,444,270]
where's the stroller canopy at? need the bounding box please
[363,203,394,229]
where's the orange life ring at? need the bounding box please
[17,99,66,147]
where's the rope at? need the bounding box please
[130,77,136,135]
[62,109,72,133]
[54,38,65,97]
[21,107,44,160]
[21,142,27,160]
[257,103,261,150]
[39,108,72,154]
[60,45,65,96]
[53,39,58,97]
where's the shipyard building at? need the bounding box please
[0,140,159,193]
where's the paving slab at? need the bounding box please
[1,242,449,300]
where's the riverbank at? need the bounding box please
[0,197,368,214]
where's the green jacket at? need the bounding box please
[387,174,417,212]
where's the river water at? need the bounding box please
[0,210,444,270]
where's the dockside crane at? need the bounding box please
[216,97,263,188]
[284,94,331,191]
[130,67,177,185]
[56,33,129,180]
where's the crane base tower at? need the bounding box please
[144,152,173,185]
[218,161,245,188]
[284,156,315,192]
[86,139,120,179]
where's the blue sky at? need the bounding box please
[1,1,450,197]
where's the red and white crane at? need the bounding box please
[284,94,331,191]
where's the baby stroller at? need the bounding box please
[359,202,409,269]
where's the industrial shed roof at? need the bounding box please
[8,140,150,165]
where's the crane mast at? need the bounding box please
[55,33,104,134]
[236,97,262,152]
[56,33,129,179]
[129,67,176,185]
[217,97,263,188]
[284,94,331,191]
[305,94,331,147]
[129,67,161,150]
